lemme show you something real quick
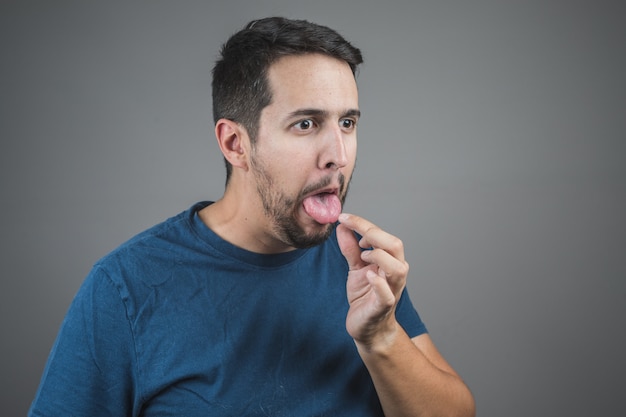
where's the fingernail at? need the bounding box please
[338,213,349,222]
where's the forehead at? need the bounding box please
[265,53,359,113]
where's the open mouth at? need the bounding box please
[302,190,342,224]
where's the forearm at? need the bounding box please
[336,216,474,416]
[356,323,475,417]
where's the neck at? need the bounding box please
[198,188,296,255]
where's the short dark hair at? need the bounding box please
[212,17,363,183]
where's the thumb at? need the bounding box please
[336,223,364,271]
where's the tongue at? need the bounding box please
[302,193,342,224]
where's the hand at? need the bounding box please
[336,213,409,349]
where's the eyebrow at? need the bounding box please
[286,108,361,120]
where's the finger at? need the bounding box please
[338,213,377,241]
[339,213,405,261]
[361,249,409,295]
[365,270,396,310]
[361,248,409,282]
[336,223,367,271]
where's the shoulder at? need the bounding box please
[91,202,211,288]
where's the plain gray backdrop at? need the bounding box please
[1,0,625,415]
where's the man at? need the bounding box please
[30,17,475,416]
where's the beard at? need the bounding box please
[250,157,351,249]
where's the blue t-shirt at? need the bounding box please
[30,202,427,416]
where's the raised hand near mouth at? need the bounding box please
[336,213,409,349]
[336,213,476,417]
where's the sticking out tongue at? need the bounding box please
[302,193,342,224]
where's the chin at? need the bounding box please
[308,222,336,246]
[286,218,336,249]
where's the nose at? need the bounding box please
[319,124,349,170]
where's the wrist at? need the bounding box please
[354,319,401,357]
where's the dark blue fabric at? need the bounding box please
[30,202,427,416]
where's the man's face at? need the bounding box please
[249,53,359,249]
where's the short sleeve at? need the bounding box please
[29,265,138,416]
[395,289,428,338]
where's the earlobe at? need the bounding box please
[215,119,249,170]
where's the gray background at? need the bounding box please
[1,0,624,415]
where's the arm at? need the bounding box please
[29,266,136,416]
[336,213,475,417]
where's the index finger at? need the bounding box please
[338,213,378,245]
[338,213,405,261]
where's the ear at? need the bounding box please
[215,119,249,171]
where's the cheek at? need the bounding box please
[345,140,358,170]
[272,153,311,191]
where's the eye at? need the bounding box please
[294,119,315,131]
[340,118,356,130]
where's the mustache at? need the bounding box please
[299,173,347,200]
